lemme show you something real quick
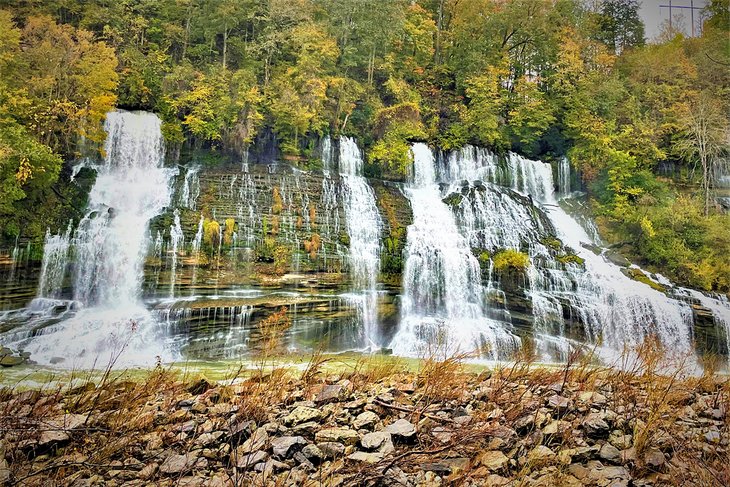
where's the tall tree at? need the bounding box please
[595,0,645,54]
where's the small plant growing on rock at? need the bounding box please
[203,219,221,249]
[272,187,283,214]
[223,218,236,245]
[493,249,530,272]
[303,233,321,260]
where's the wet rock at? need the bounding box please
[315,427,359,445]
[0,355,24,367]
[384,419,416,439]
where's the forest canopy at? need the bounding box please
[0,0,728,292]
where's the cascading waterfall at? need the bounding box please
[443,145,695,361]
[180,165,201,210]
[169,210,184,298]
[15,111,177,367]
[558,157,571,197]
[391,143,519,358]
[338,137,383,347]
[36,224,73,299]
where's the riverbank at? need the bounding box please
[0,348,728,487]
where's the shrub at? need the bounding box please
[493,249,530,272]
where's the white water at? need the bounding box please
[14,111,177,368]
[391,143,519,358]
[442,145,695,361]
[338,137,382,348]
[558,157,571,197]
[36,224,73,299]
[169,210,184,298]
[180,165,201,210]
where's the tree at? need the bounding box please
[676,92,730,216]
[594,0,645,54]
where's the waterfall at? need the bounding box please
[18,111,177,367]
[558,157,571,197]
[180,165,201,209]
[391,143,518,358]
[445,146,695,361]
[338,137,382,348]
[36,224,73,299]
[321,135,334,176]
[169,210,184,298]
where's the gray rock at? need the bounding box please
[292,421,320,435]
[605,250,630,267]
[301,444,323,460]
[547,395,571,411]
[600,443,621,463]
[293,451,316,471]
[270,436,307,458]
[384,419,416,439]
[316,442,346,459]
[582,412,610,435]
[352,411,379,430]
[360,431,386,449]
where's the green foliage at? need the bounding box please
[492,249,530,272]
[0,0,728,294]
[202,219,221,250]
[626,268,666,293]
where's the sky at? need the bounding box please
[639,0,709,40]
